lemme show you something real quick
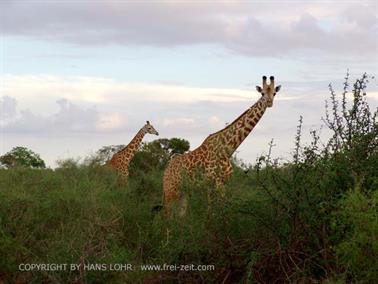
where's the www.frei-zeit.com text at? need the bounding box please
[18,263,215,272]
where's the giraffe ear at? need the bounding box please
[256,86,262,93]
[275,85,281,92]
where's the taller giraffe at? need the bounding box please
[163,76,281,215]
[106,121,159,182]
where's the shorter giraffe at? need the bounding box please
[163,76,281,216]
[106,121,159,182]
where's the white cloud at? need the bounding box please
[52,99,99,132]
[96,112,125,131]
[0,74,304,137]
[208,115,223,128]
[1,1,376,57]
[162,117,195,128]
[0,74,265,135]
[0,96,17,123]
[0,96,125,133]
[1,74,262,107]
[1,75,113,105]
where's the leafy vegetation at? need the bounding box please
[0,74,377,283]
[0,146,46,169]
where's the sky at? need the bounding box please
[0,0,377,168]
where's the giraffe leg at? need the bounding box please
[219,161,233,196]
[178,192,188,217]
[163,158,183,217]
[207,161,233,204]
[117,171,129,186]
[203,167,216,204]
[216,179,226,198]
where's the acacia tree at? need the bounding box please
[130,138,190,173]
[149,138,190,157]
[0,146,46,169]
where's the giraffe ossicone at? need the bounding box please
[106,121,159,183]
[162,76,281,216]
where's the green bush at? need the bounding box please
[0,146,46,169]
[333,190,378,282]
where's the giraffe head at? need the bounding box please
[143,121,159,135]
[256,76,281,108]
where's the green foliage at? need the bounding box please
[324,72,378,190]
[333,190,378,282]
[0,146,46,169]
[129,138,190,175]
[166,138,190,155]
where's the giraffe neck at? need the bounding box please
[212,95,269,157]
[119,128,146,159]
